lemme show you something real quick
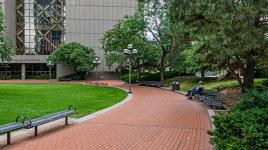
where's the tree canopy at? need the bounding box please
[168,0,268,91]
[49,42,96,73]
[101,6,160,73]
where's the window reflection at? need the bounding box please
[16,0,65,55]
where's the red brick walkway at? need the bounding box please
[1,82,212,150]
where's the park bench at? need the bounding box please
[199,91,225,109]
[24,105,78,136]
[58,77,72,81]
[85,81,108,86]
[0,116,24,145]
[0,105,77,145]
[139,81,164,87]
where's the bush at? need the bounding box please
[255,68,268,78]
[213,89,268,149]
[213,108,268,149]
[60,72,86,80]
[120,72,139,83]
[260,79,268,87]
[141,71,179,81]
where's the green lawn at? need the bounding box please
[165,76,268,92]
[0,83,127,125]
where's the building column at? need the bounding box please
[21,64,26,80]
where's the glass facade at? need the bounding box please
[2,0,137,79]
[16,0,65,55]
[26,63,56,79]
[0,64,22,79]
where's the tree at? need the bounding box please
[101,6,160,75]
[144,0,173,83]
[49,42,96,73]
[168,0,268,92]
[0,3,14,63]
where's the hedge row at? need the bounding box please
[212,87,268,149]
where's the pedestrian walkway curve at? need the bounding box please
[1,82,212,150]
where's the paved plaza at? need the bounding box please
[0,81,212,150]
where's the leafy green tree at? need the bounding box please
[101,6,160,75]
[49,42,96,73]
[0,4,14,63]
[168,0,268,92]
[144,0,173,83]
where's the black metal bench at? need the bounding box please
[58,77,72,81]
[0,105,77,145]
[0,116,24,145]
[139,81,164,87]
[199,91,225,109]
[24,105,78,136]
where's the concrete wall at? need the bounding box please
[56,64,74,79]
[65,0,138,72]
[2,0,16,53]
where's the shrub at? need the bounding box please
[60,72,86,80]
[260,79,268,87]
[141,71,179,81]
[255,68,268,78]
[212,89,268,149]
[120,72,139,83]
[213,108,268,149]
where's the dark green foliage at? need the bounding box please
[261,80,268,87]
[120,72,139,83]
[49,42,96,74]
[255,69,268,78]
[141,71,179,82]
[233,88,268,111]
[59,72,86,80]
[168,0,268,91]
[213,89,268,149]
[101,6,160,72]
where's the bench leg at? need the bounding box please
[65,116,68,125]
[35,126,38,136]
[7,131,11,145]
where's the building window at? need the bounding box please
[16,0,65,55]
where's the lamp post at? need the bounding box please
[46,60,54,81]
[93,57,101,83]
[123,44,138,93]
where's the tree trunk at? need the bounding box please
[242,56,256,91]
[160,54,166,84]
[200,68,205,78]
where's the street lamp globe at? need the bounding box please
[123,49,130,55]
[132,49,138,54]
[128,44,133,50]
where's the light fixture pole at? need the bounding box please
[47,60,54,81]
[123,44,138,93]
[93,57,101,83]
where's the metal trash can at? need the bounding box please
[172,81,180,91]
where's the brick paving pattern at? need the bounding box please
[0,81,212,150]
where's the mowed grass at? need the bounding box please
[0,83,127,125]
